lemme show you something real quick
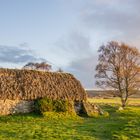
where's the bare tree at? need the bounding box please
[57,68,63,72]
[23,62,52,71]
[95,41,140,107]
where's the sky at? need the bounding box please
[0,0,140,89]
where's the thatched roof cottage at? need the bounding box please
[0,68,87,115]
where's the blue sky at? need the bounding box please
[0,0,140,88]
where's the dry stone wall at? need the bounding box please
[0,100,34,115]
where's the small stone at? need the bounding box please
[118,107,124,111]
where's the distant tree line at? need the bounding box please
[23,62,52,71]
[23,61,63,72]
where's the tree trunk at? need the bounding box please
[121,95,128,108]
[121,99,126,108]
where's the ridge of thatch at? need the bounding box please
[0,68,87,101]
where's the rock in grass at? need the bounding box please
[82,102,105,117]
[118,107,124,111]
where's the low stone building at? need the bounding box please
[0,68,87,115]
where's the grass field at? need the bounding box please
[88,97,140,106]
[0,104,140,140]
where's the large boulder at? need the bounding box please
[74,101,105,117]
[82,102,104,117]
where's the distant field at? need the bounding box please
[88,97,140,106]
[86,90,140,98]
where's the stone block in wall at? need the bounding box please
[0,100,34,115]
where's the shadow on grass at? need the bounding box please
[75,105,140,140]
[0,112,42,123]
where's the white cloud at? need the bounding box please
[0,45,45,64]
[80,0,140,49]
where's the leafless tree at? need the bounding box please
[95,41,140,107]
[23,62,52,71]
[57,68,63,72]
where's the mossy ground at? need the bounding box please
[0,105,140,140]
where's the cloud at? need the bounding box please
[66,55,98,88]
[0,45,45,64]
[54,31,93,60]
[81,0,140,49]
[49,31,95,68]
[55,32,98,88]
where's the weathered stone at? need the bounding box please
[118,107,124,111]
[74,101,83,114]
[0,99,34,115]
[82,101,104,117]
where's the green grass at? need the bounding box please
[0,105,140,140]
[88,97,140,106]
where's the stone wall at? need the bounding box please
[0,100,103,117]
[0,100,34,115]
[0,99,82,116]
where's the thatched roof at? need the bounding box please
[0,68,87,101]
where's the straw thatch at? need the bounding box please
[0,68,87,101]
